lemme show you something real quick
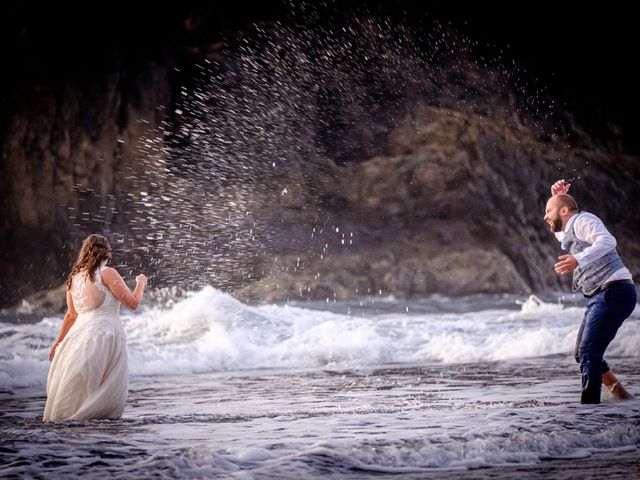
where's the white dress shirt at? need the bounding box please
[555,212,632,283]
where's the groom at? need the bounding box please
[544,179,636,403]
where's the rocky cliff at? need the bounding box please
[2,7,639,310]
[235,106,640,302]
[1,61,173,306]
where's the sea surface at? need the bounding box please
[1,289,639,479]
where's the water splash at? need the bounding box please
[68,9,556,295]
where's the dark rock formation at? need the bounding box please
[1,62,173,306]
[2,5,639,309]
[235,106,640,302]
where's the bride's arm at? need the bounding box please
[101,267,147,310]
[49,290,78,361]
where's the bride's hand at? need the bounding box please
[136,274,148,286]
[49,342,59,361]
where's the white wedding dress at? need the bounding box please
[43,265,128,421]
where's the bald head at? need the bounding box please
[550,194,578,212]
[544,194,579,233]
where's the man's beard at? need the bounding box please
[548,217,563,233]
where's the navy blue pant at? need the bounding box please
[574,284,637,404]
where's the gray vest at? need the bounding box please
[562,212,625,296]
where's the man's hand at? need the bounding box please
[551,179,571,196]
[555,254,578,275]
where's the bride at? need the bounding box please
[44,234,147,421]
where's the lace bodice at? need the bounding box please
[71,265,118,315]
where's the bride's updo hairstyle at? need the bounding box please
[66,234,113,290]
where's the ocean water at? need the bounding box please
[1,289,639,479]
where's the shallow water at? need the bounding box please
[1,291,639,478]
